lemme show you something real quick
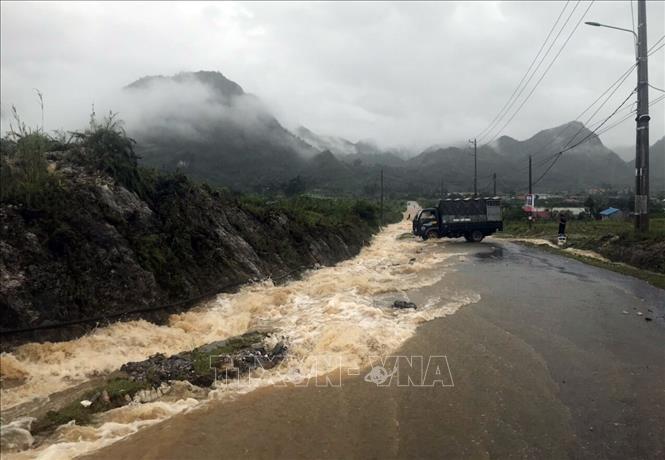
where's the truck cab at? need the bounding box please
[412,198,503,242]
[412,208,439,239]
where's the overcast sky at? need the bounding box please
[1,1,663,155]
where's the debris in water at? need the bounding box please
[622,311,629,315]
[392,300,417,309]
[645,317,653,322]
[80,400,92,407]
[637,312,643,316]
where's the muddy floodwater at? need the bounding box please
[3,217,664,459]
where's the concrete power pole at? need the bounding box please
[380,168,384,227]
[469,138,477,196]
[528,155,533,229]
[493,172,497,196]
[635,0,650,232]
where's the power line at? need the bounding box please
[559,63,636,150]
[475,1,571,141]
[483,1,595,146]
[648,34,665,53]
[648,83,665,93]
[594,94,665,137]
[479,1,583,144]
[532,86,635,186]
[648,42,664,56]
[489,32,662,161]
[523,31,664,161]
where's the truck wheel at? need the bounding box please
[469,230,484,242]
[426,229,438,240]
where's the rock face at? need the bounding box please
[121,331,287,387]
[0,149,377,345]
[392,300,417,309]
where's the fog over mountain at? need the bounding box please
[2,2,663,150]
[105,69,659,195]
[124,71,317,191]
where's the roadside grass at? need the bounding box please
[514,240,665,289]
[498,217,665,243]
[497,217,665,289]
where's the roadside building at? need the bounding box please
[599,207,623,220]
[521,206,551,219]
[551,207,587,217]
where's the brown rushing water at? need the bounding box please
[3,207,486,458]
[85,235,665,460]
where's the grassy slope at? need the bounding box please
[497,217,665,288]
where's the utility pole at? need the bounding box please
[493,172,497,196]
[528,155,532,195]
[380,168,384,227]
[635,0,650,232]
[528,155,533,229]
[469,138,477,196]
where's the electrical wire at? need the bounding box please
[594,94,665,137]
[525,32,665,159]
[648,35,665,53]
[532,86,636,186]
[479,0,584,144]
[475,1,572,141]
[482,1,596,146]
[648,42,664,56]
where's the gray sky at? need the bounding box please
[1,1,663,155]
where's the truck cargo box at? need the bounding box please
[437,198,502,223]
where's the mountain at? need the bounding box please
[119,71,640,195]
[295,126,407,167]
[125,71,317,192]
[295,126,357,156]
[611,144,635,161]
[386,121,634,195]
[650,137,665,193]
[626,136,665,194]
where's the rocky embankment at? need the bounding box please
[0,331,287,453]
[0,146,380,346]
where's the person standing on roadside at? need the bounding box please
[558,214,567,236]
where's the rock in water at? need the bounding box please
[0,417,34,453]
[392,300,417,309]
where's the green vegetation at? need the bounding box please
[30,331,271,436]
[237,194,402,230]
[500,217,665,243]
[498,216,665,286]
[515,240,665,289]
[2,111,402,336]
[31,377,149,435]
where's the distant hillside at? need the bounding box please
[295,126,357,156]
[296,126,407,167]
[119,71,646,195]
[626,136,665,194]
[125,71,317,192]
[651,137,665,193]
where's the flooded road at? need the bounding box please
[84,230,665,459]
[1,214,477,458]
[3,215,663,459]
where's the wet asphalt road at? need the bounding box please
[87,238,665,460]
